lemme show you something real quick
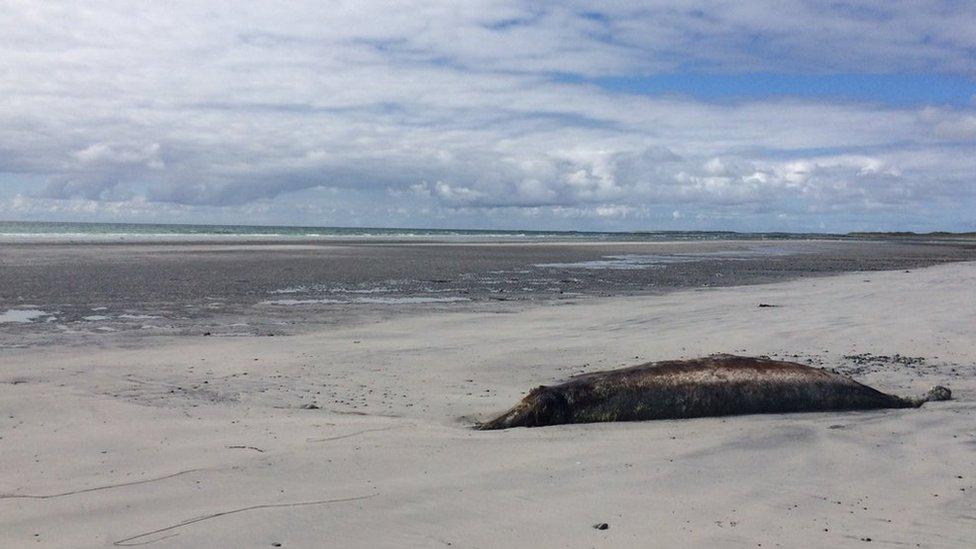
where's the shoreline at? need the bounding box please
[2,235,975,246]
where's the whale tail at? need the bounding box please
[925,385,952,402]
[907,385,951,407]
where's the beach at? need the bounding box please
[2,240,975,547]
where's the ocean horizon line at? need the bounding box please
[1,219,973,243]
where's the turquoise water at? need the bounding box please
[0,220,837,242]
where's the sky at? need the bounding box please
[1,1,975,232]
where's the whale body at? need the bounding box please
[479,354,950,429]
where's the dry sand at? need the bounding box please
[2,262,975,547]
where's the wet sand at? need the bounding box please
[2,237,975,348]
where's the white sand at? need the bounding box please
[2,262,975,548]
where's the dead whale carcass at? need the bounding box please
[479,354,950,429]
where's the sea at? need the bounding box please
[0,220,837,242]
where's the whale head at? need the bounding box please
[478,385,570,429]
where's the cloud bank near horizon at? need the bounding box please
[1,1,974,231]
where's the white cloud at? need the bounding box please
[0,2,974,230]
[72,143,164,169]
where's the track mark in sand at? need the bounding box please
[305,425,399,443]
[112,493,379,546]
[0,468,208,500]
[225,445,265,452]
